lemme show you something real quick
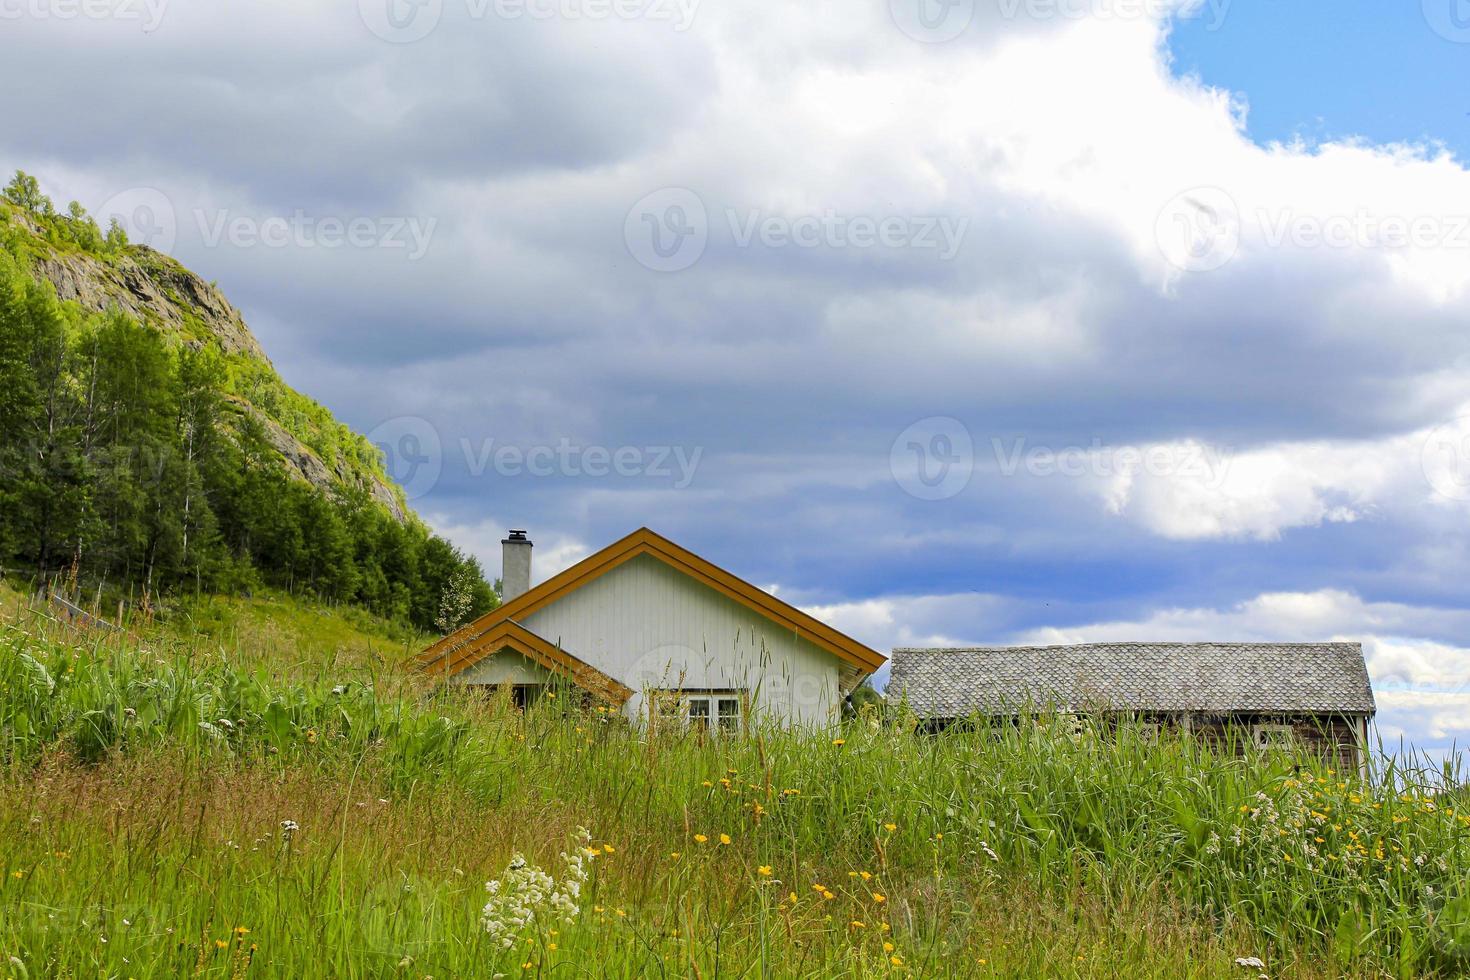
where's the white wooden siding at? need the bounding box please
[455,653,554,686]
[506,554,841,726]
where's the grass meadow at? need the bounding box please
[1,589,1468,978]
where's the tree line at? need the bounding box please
[0,178,494,633]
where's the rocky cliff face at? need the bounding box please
[33,246,269,362]
[6,204,410,524]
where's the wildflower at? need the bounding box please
[234,926,249,936]
[669,852,682,860]
[719,834,732,845]
[884,942,895,952]
[480,828,593,949]
[602,844,615,854]
[890,955,903,966]
[215,940,229,949]
[884,822,897,832]
[782,789,800,796]
[832,738,846,746]
[280,820,300,834]
[1234,956,1266,969]
[850,920,866,929]
[789,891,798,903]
[757,866,772,876]
[693,834,708,844]
[872,892,886,903]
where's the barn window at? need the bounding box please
[1253,723,1295,749]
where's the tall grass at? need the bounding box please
[2,610,1468,977]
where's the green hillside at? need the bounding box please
[0,171,494,633]
[1,596,1467,978]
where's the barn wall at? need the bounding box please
[518,554,842,727]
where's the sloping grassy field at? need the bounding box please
[1,593,1467,978]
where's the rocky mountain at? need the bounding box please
[1,200,409,523]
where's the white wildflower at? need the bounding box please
[480,828,594,950]
[1234,956,1265,969]
[280,820,300,834]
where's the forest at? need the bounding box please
[0,173,494,633]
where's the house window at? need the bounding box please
[652,690,744,734]
[1254,723,1295,749]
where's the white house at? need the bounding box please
[416,528,885,729]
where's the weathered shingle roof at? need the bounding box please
[886,642,1375,717]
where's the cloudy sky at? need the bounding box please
[7,0,1470,756]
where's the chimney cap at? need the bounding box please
[504,529,531,543]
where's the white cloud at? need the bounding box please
[1084,411,1470,541]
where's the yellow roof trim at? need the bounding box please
[422,618,634,705]
[415,527,886,676]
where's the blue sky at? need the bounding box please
[4,0,1470,758]
[1170,1,1470,160]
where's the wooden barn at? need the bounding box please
[886,642,1376,772]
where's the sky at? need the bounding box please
[5,0,1470,759]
